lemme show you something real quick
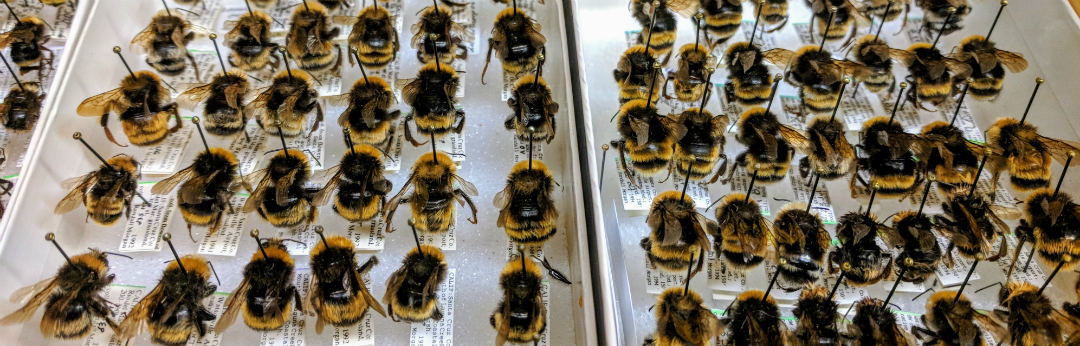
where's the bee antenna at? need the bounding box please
[244,0,255,16]
[275,121,290,159]
[931,7,957,49]
[303,149,321,167]
[0,53,24,93]
[209,33,228,75]
[161,233,187,274]
[410,224,424,256]
[1054,151,1074,196]
[828,78,850,122]
[191,117,210,153]
[281,238,308,246]
[888,82,908,123]
[986,1,1007,40]
[350,48,370,84]
[112,47,137,80]
[949,79,972,126]
[643,0,659,57]
[44,233,72,265]
[682,251,695,296]
[72,132,114,170]
[278,47,293,78]
[207,260,222,286]
[100,251,134,260]
[819,7,837,51]
[874,1,893,41]
[1,0,20,22]
[750,1,764,46]
[1038,256,1070,295]
[805,173,821,213]
[1018,78,1044,125]
[744,169,758,203]
[250,229,270,259]
[762,258,784,300]
[160,0,173,17]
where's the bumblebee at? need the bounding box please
[828,212,897,287]
[721,290,788,346]
[506,75,559,144]
[0,248,118,339]
[640,191,715,272]
[495,160,560,246]
[384,152,479,234]
[700,0,742,46]
[665,44,714,103]
[893,43,972,110]
[912,291,1002,346]
[986,117,1080,191]
[850,35,897,93]
[131,11,200,79]
[792,286,841,346]
[713,193,771,271]
[851,117,922,198]
[952,35,1028,101]
[614,46,663,105]
[216,236,304,332]
[333,76,400,152]
[340,4,400,69]
[116,255,217,346]
[152,146,240,238]
[402,62,465,146]
[383,244,448,322]
[861,0,909,24]
[224,10,280,72]
[631,0,695,64]
[920,121,982,197]
[0,16,53,80]
[54,154,141,226]
[491,254,547,346]
[247,69,324,138]
[76,70,183,147]
[318,0,352,12]
[724,107,795,184]
[765,46,869,115]
[643,287,722,346]
[772,203,831,288]
[411,5,472,64]
[313,144,393,223]
[933,192,1011,267]
[845,298,908,346]
[286,2,342,74]
[482,8,546,84]
[790,116,856,180]
[669,106,728,182]
[891,211,942,283]
[808,0,868,46]
[177,69,253,137]
[916,0,970,36]
[995,281,1072,346]
[0,81,44,133]
[757,0,790,32]
[610,99,676,187]
[308,234,386,333]
[1025,190,1080,268]
[242,149,318,228]
[724,42,774,107]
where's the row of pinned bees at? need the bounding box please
[602,0,1080,345]
[0,0,565,345]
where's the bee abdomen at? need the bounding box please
[968,76,1004,101]
[147,55,187,76]
[704,13,741,38]
[204,106,245,136]
[10,43,42,67]
[802,87,842,114]
[915,77,952,105]
[334,192,380,222]
[732,79,773,106]
[259,198,315,228]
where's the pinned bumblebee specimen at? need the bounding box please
[919,120,983,197]
[313,140,393,223]
[384,226,448,322]
[130,8,201,80]
[215,231,305,332]
[495,160,559,246]
[721,290,789,346]
[985,83,1080,192]
[669,82,729,182]
[933,191,1013,267]
[892,42,972,110]
[850,15,901,94]
[723,42,774,107]
[613,47,662,105]
[505,64,559,144]
[286,1,342,74]
[248,49,324,138]
[54,133,146,226]
[630,0,695,64]
[791,286,841,346]
[785,91,857,181]
[851,116,923,198]
[700,0,742,46]
[713,192,771,271]
[915,1,969,36]
[952,35,1027,101]
[178,35,253,138]
[1024,162,1080,268]
[764,46,868,116]
[481,7,546,85]
[151,117,241,239]
[242,125,319,228]
[116,234,217,346]
[640,190,714,273]
[491,253,547,346]
[340,1,400,70]
[411,3,472,64]
[334,58,400,152]
[991,281,1074,346]
[0,9,53,81]
[609,96,677,187]
[829,207,898,287]
[845,298,909,346]
[664,37,715,102]
[808,0,869,46]
[402,55,464,146]
[724,102,797,184]
[756,0,790,32]
[0,234,122,339]
[307,228,386,333]
[643,286,722,346]
[891,209,943,284]
[224,4,280,72]
[384,151,479,234]
[861,0,909,27]
[317,0,352,12]
[772,203,831,288]
[0,54,43,133]
[77,47,182,147]
[912,291,1003,346]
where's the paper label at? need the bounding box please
[506,238,544,260]
[513,137,544,163]
[501,69,518,101]
[881,278,927,293]
[740,21,778,50]
[260,270,310,346]
[276,124,326,170]
[645,256,687,294]
[716,84,745,125]
[434,131,466,162]
[228,126,268,175]
[273,225,320,256]
[779,96,809,131]
[369,54,403,102]
[537,281,550,346]
[903,18,934,46]
[450,2,475,25]
[707,252,749,292]
[197,195,250,256]
[417,225,457,250]
[788,165,837,224]
[934,234,982,287]
[908,181,945,214]
[880,98,923,132]
[671,174,711,209]
[409,268,456,345]
[310,70,344,97]
[994,234,1047,287]
[893,311,923,346]
[614,155,657,212]
[830,278,872,305]
[119,184,175,252]
[82,285,148,346]
[332,271,375,345]
[182,0,225,31]
[187,292,229,346]
[49,3,77,41]
[938,99,984,143]
[452,60,467,98]
[730,166,769,198]
[763,261,802,302]
[975,170,1019,207]
[624,30,640,49]
[383,120,405,172]
[347,218,387,251]
[793,23,816,46]
[142,126,195,175]
[839,89,879,132]
[0,128,30,171]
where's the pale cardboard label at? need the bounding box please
[197,195,250,256]
[260,270,310,346]
[82,285,147,346]
[830,278,872,305]
[505,238,544,260]
[671,174,711,209]
[119,184,175,252]
[645,256,687,294]
[707,251,749,292]
[142,126,195,175]
[880,98,923,132]
[740,21,778,50]
[182,0,225,31]
[452,60,467,98]
[780,96,809,131]
[347,218,387,251]
[934,234,982,287]
[434,131,466,163]
[332,271,375,345]
[278,124,326,171]
[409,268,456,345]
[228,126,268,175]
[513,136,544,163]
[310,70,344,97]
[161,52,220,98]
[788,164,837,224]
[417,224,457,250]
[839,89,879,132]
[537,281,550,346]
[938,99,984,143]
[614,155,657,212]
[274,225,319,256]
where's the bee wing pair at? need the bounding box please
[226,16,269,45]
[307,261,386,334]
[152,164,239,205]
[493,185,560,228]
[409,16,475,51]
[76,88,134,118]
[949,49,1028,75]
[241,168,275,213]
[177,80,250,112]
[654,0,700,18]
[0,27,35,49]
[0,277,63,326]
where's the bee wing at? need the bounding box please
[55,174,96,215]
[712,115,730,136]
[117,282,167,340]
[778,124,811,154]
[275,168,301,207]
[151,165,196,195]
[994,50,1028,74]
[385,173,417,215]
[382,265,408,307]
[179,169,222,205]
[244,88,272,120]
[129,24,155,54]
[351,266,386,317]
[666,0,701,17]
[762,48,796,71]
[452,174,478,196]
[0,277,59,325]
[495,294,513,346]
[628,116,651,144]
[312,166,344,207]
[493,185,513,210]
[176,83,214,111]
[847,0,872,27]
[973,311,1008,343]
[409,28,425,49]
[753,126,779,160]
[333,15,361,26]
[876,224,903,249]
[0,31,16,49]
[527,21,546,47]
[401,78,421,105]
[889,48,917,67]
[214,277,251,334]
[326,93,351,108]
[76,88,126,117]
[835,60,872,82]
[943,58,973,79]
[957,202,994,256]
[451,22,475,45]
[989,205,1022,221]
[1038,136,1080,166]
[242,169,273,213]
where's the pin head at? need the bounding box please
[842,77,851,84]
[816,168,824,174]
[778,258,787,265]
[842,262,852,271]
[1036,77,1045,84]
[192,116,201,124]
[343,127,352,134]
[830,6,838,12]
[209,33,217,40]
[45,233,55,241]
[900,82,909,88]
[927,172,936,181]
[429,33,437,40]
[250,229,260,238]
[1064,254,1073,263]
[1001,0,1007,5]
[162,233,173,242]
[696,13,704,19]
[1070,151,1076,158]
[775,73,782,80]
[73,132,82,140]
[966,78,974,84]
[314,226,324,234]
[948,7,956,13]
[707,67,715,73]
[652,62,660,69]
[688,155,696,161]
[652,0,659,6]
[873,183,881,189]
[279,46,287,53]
[275,120,283,127]
[537,53,545,61]
[903,257,914,266]
[112,46,121,54]
[602,144,609,151]
[517,244,525,251]
[985,147,993,155]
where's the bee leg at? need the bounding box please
[944,241,956,268]
[766,17,788,33]
[332,44,344,77]
[708,154,728,184]
[358,255,379,274]
[910,326,937,341]
[99,112,128,147]
[165,103,182,133]
[187,52,202,83]
[432,306,443,321]
[308,102,325,137]
[456,189,479,224]
[481,38,496,85]
[613,141,641,189]
[453,109,466,134]
[403,114,425,147]
[661,75,673,100]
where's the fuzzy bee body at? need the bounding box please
[729,107,793,184]
[117,256,217,346]
[314,145,392,222]
[921,121,981,197]
[701,0,742,45]
[309,236,385,333]
[506,76,559,144]
[913,291,1000,346]
[318,0,352,12]
[225,11,279,72]
[640,191,714,272]
[152,148,240,236]
[829,212,896,286]
[773,204,831,288]
[862,0,907,23]
[385,152,479,234]
[1024,190,1080,268]
[76,71,183,147]
[491,255,547,346]
[895,43,971,109]
[248,70,323,138]
[611,99,676,182]
[772,46,867,115]
[792,286,840,346]
[668,44,713,103]
[809,0,864,44]
[484,9,546,83]
[495,160,559,246]
[243,149,318,228]
[384,245,448,323]
[797,116,855,180]
[402,62,464,145]
[985,118,1080,191]
[892,211,942,283]
[915,0,969,36]
[671,107,727,181]
[722,290,788,346]
[178,70,252,137]
[643,287,722,346]
[0,16,52,80]
[954,35,1028,101]
[713,193,770,271]
[996,282,1069,346]
[758,0,790,31]
[412,6,472,64]
[851,36,895,93]
[334,76,400,152]
[853,117,921,198]
[613,45,662,105]
[933,193,1010,266]
[216,239,303,332]
[0,250,117,339]
[132,12,197,78]
[345,5,400,69]
[287,2,342,74]
[631,0,687,64]
[846,298,908,346]
[54,155,141,226]
[0,82,44,133]
[724,42,773,107]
